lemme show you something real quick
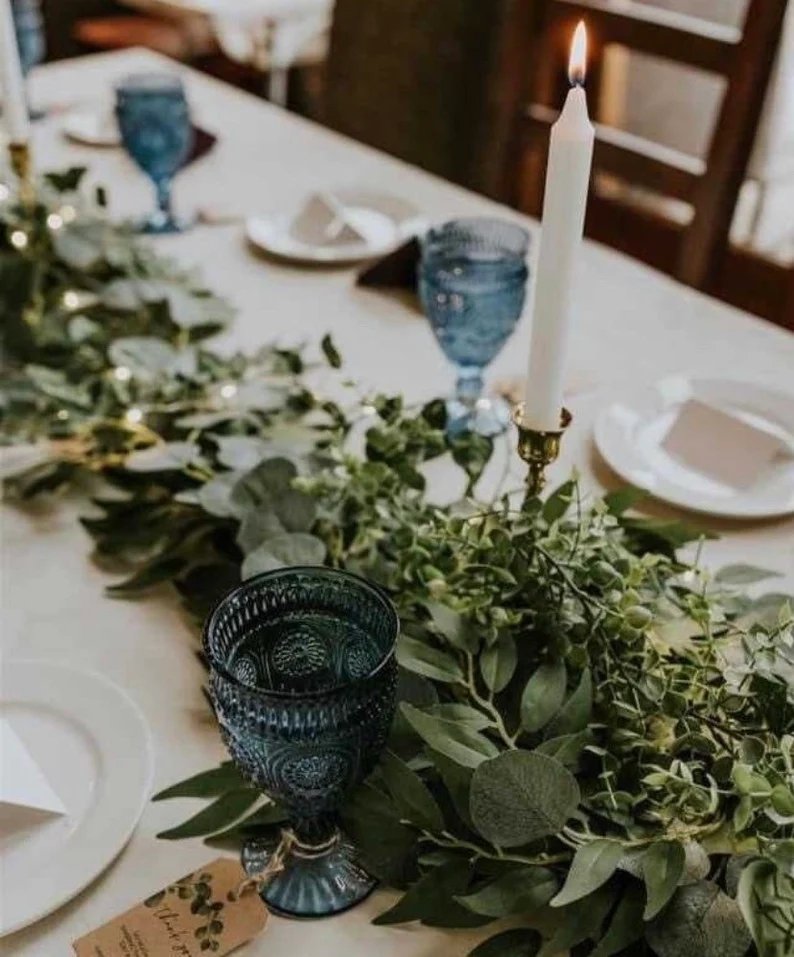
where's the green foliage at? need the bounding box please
[3,175,793,957]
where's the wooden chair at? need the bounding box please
[323,0,524,193]
[513,0,789,298]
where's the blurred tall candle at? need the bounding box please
[523,21,594,430]
[0,0,30,143]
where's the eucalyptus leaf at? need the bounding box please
[468,929,541,957]
[590,882,645,957]
[428,750,473,826]
[425,600,477,652]
[197,471,242,518]
[241,532,326,578]
[645,881,752,957]
[543,480,575,523]
[550,840,623,907]
[736,858,793,956]
[642,840,686,919]
[152,762,245,801]
[236,509,285,554]
[401,704,499,768]
[545,667,592,738]
[108,336,178,380]
[456,865,558,917]
[469,750,580,847]
[214,436,269,471]
[396,635,464,684]
[603,486,645,516]
[537,883,617,957]
[715,564,782,586]
[520,659,566,733]
[156,789,261,839]
[535,730,594,768]
[373,861,489,928]
[480,634,517,693]
[380,750,445,832]
[426,703,490,731]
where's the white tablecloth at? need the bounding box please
[2,48,794,957]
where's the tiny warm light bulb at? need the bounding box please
[10,229,28,249]
[125,407,144,425]
[568,20,588,87]
[113,365,132,382]
[219,382,238,400]
[62,290,81,310]
[47,212,64,231]
[59,204,77,223]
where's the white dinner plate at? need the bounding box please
[62,108,120,147]
[0,661,153,936]
[246,190,425,264]
[594,377,794,519]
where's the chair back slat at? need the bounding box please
[526,103,703,201]
[516,0,788,301]
[548,0,740,74]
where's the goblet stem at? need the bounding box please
[153,177,177,230]
[454,365,485,409]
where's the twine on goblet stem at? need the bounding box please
[231,828,341,901]
[8,141,35,206]
[513,404,572,500]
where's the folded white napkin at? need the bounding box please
[288,193,366,246]
[663,398,794,489]
[0,718,66,818]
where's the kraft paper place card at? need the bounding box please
[73,858,268,957]
[662,398,793,489]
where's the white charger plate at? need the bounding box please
[246,190,425,264]
[0,661,153,936]
[62,109,120,148]
[594,377,794,519]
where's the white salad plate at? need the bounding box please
[594,376,794,519]
[0,661,153,936]
[246,190,425,264]
[62,108,120,147]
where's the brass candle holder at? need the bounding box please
[8,141,34,206]
[513,404,572,499]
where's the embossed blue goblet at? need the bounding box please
[115,73,194,234]
[204,566,399,918]
[419,218,530,437]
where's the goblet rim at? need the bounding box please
[423,217,530,251]
[203,564,399,701]
[115,71,186,97]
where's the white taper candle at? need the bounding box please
[523,22,594,430]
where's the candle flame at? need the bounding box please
[568,21,587,86]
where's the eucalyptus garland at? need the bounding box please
[1,172,793,957]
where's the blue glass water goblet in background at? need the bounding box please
[419,217,530,437]
[115,73,194,234]
[11,0,45,119]
[204,566,399,918]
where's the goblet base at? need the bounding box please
[446,394,511,438]
[134,211,194,235]
[241,830,376,918]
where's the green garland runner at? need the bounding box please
[1,173,793,957]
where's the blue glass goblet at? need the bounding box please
[204,566,399,918]
[419,217,530,437]
[11,0,44,120]
[115,73,194,234]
